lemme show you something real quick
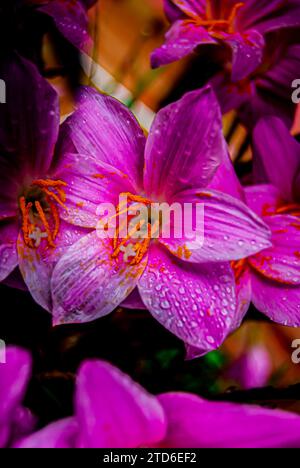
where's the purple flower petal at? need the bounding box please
[138,243,236,352]
[230,263,252,332]
[163,0,185,22]
[251,270,300,326]
[0,53,59,178]
[2,268,27,292]
[121,287,146,310]
[51,232,148,325]
[55,152,136,229]
[245,184,281,217]
[75,360,167,448]
[184,344,207,360]
[294,171,300,202]
[250,41,300,125]
[209,70,251,116]
[38,0,93,53]
[253,117,300,201]
[0,157,21,219]
[17,222,86,312]
[163,0,206,21]
[235,0,294,30]
[242,0,300,34]
[160,188,272,263]
[248,215,300,286]
[143,87,227,200]
[60,88,146,193]
[15,418,78,449]
[223,30,265,82]
[158,392,300,448]
[11,407,36,445]
[209,150,245,200]
[211,40,299,129]
[0,221,18,282]
[151,20,216,68]
[0,347,32,448]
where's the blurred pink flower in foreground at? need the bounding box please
[16,357,300,448]
[0,347,35,448]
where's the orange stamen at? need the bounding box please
[206,0,213,21]
[107,192,155,265]
[185,1,244,35]
[32,179,67,208]
[111,193,153,254]
[19,178,67,249]
[34,201,55,248]
[49,201,60,240]
[41,188,67,209]
[32,179,67,188]
[130,224,151,265]
[231,259,247,283]
[193,19,229,28]
[183,244,192,259]
[228,3,244,33]
[275,203,300,216]
[56,187,67,203]
[112,198,130,249]
[20,196,33,248]
[112,219,147,259]
[125,193,153,205]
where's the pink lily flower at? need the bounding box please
[0,54,89,310]
[16,358,300,448]
[220,117,300,326]
[217,185,300,327]
[151,1,300,128]
[50,85,271,354]
[238,117,300,325]
[152,0,300,81]
[211,28,300,128]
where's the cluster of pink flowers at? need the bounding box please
[0,0,300,448]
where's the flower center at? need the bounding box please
[19,179,67,249]
[111,193,156,266]
[183,1,245,37]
